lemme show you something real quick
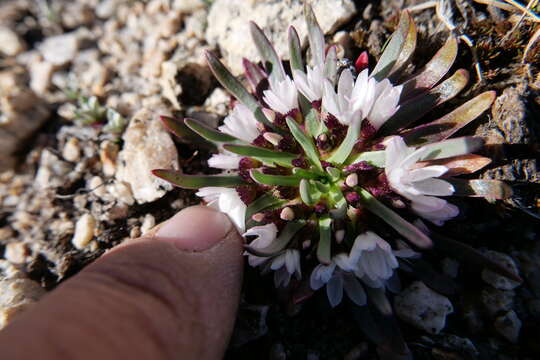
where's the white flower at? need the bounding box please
[207,152,242,170]
[310,254,366,307]
[293,64,325,102]
[385,136,459,225]
[263,76,298,115]
[322,69,402,130]
[195,187,246,232]
[347,232,400,288]
[366,78,402,130]
[271,249,301,287]
[243,223,278,266]
[218,103,260,142]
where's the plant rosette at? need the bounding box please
[153,5,520,354]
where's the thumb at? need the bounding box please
[0,206,244,360]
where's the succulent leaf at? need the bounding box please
[317,216,332,264]
[152,170,245,189]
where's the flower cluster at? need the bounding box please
[154,6,512,310]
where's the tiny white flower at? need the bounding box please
[207,152,242,170]
[196,187,246,233]
[322,69,402,129]
[271,249,301,287]
[263,76,298,115]
[348,232,399,288]
[385,136,459,225]
[366,78,402,130]
[218,103,260,142]
[292,64,325,102]
[243,223,278,267]
[310,254,366,307]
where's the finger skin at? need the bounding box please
[0,206,244,360]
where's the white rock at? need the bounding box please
[206,0,356,74]
[394,281,454,334]
[141,214,156,234]
[494,310,521,343]
[88,176,107,198]
[115,108,179,204]
[0,27,25,56]
[72,213,96,250]
[99,140,120,177]
[62,137,81,162]
[108,181,135,206]
[34,150,72,189]
[4,243,27,264]
[481,250,521,290]
[0,277,46,329]
[39,33,79,66]
[29,61,54,95]
[173,0,205,12]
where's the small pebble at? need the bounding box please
[72,213,96,250]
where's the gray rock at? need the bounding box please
[206,0,357,74]
[0,26,25,56]
[481,250,521,290]
[115,108,179,204]
[494,310,521,343]
[39,33,80,66]
[481,287,515,316]
[394,281,454,334]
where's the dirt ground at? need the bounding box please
[0,0,539,359]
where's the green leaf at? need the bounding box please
[358,188,432,248]
[152,170,245,189]
[328,185,347,219]
[223,144,298,167]
[326,167,341,181]
[288,26,304,72]
[160,116,209,144]
[324,45,338,85]
[206,51,258,111]
[245,193,286,220]
[346,150,385,167]
[388,14,417,81]
[245,221,306,256]
[304,3,325,66]
[305,108,326,138]
[250,169,301,187]
[250,22,286,82]
[400,36,458,100]
[371,11,410,81]
[327,118,361,164]
[317,216,332,264]
[286,117,323,172]
[403,91,496,145]
[379,68,469,135]
[292,167,321,180]
[419,136,484,161]
[299,179,317,205]
[446,179,513,199]
[184,118,242,144]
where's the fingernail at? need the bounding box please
[155,206,233,251]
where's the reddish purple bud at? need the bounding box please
[252,134,273,149]
[314,203,327,214]
[275,186,298,200]
[311,100,322,111]
[320,160,332,169]
[292,157,308,168]
[243,58,267,94]
[236,185,257,205]
[360,119,377,139]
[277,135,298,152]
[354,51,369,73]
[239,157,260,169]
[344,161,374,173]
[316,133,331,151]
[345,191,360,203]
